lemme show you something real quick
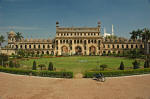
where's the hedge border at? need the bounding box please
[0,67,73,78]
[84,68,150,78]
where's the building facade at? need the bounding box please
[0,22,146,55]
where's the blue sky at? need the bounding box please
[0,0,150,39]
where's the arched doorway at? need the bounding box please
[75,46,82,55]
[89,46,96,55]
[61,46,68,55]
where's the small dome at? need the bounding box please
[56,21,59,24]
[9,31,15,35]
[97,21,101,24]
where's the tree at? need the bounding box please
[0,54,8,66]
[130,30,138,40]
[119,61,124,70]
[132,60,140,69]
[9,61,14,68]
[141,28,150,41]
[38,64,46,70]
[144,59,150,68]
[17,50,25,57]
[32,61,36,70]
[48,62,53,71]
[15,32,24,41]
[130,28,150,40]
[0,35,5,47]
[128,49,142,58]
[100,64,107,71]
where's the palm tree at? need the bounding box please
[142,28,150,41]
[0,35,5,47]
[130,30,138,40]
[15,32,24,41]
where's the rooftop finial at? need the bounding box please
[97,21,101,27]
[56,21,59,27]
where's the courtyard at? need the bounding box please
[0,72,150,99]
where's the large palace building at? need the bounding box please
[0,22,146,55]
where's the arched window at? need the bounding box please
[60,40,62,44]
[88,40,90,43]
[136,44,138,48]
[34,45,36,49]
[131,45,133,48]
[140,44,143,48]
[63,40,65,43]
[77,40,79,44]
[43,45,45,49]
[122,45,124,48]
[74,40,76,44]
[38,45,40,49]
[126,45,128,48]
[47,45,50,48]
[117,45,119,48]
[46,51,49,54]
[29,45,31,49]
[112,44,115,48]
[20,45,22,49]
[16,45,18,49]
[25,45,27,49]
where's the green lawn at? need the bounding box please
[19,56,144,74]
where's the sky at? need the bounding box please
[0,0,150,39]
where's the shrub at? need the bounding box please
[48,62,53,71]
[132,60,140,69]
[9,61,14,68]
[84,68,150,78]
[32,61,36,70]
[144,59,150,68]
[119,61,124,70]
[0,67,73,78]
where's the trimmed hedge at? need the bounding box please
[0,67,73,78]
[84,68,150,78]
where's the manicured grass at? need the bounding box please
[19,56,144,74]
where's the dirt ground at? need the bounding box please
[0,73,150,99]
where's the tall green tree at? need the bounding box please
[130,30,138,40]
[119,61,124,70]
[130,28,150,40]
[142,28,150,41]
[15,32,24,41]
[32,61,36,70]
[48,62,53,71]
[0,35,5,47]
